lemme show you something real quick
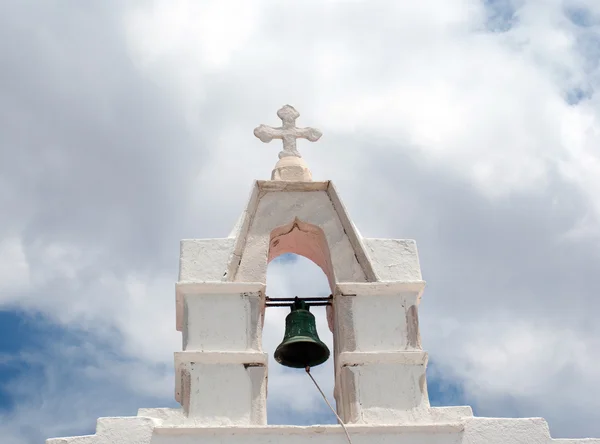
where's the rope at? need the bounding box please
[305,366,353,444]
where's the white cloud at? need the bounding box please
[0,237,31,295]
[2,0,600,441]
[426,313,600,437]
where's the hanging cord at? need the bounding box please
[305,366,353,444]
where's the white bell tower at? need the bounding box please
[170,104,471,426]
[47,105,600,444]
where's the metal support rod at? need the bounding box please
[265,302,331,307]
[264,295,333,308]
[266,296,332,302]
[265,295,333,308]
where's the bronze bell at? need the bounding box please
[274,298,330,368]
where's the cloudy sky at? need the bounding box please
[1,0,600,443]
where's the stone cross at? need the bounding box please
[254,105,322,159]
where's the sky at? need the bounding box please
[0,0,599,442]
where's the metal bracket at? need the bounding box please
[265,294,333,308]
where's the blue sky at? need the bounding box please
[1,1,600,443]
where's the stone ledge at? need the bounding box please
[138,408,184,421]
[257,180,330,191]
[552,440,600,443]
[153,422,465,435]
[174,351,268,365]
[336,281,426,297]
[338,351,428,366]
[46,417,157,444]
[176,281,266,295]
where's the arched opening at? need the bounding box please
[263,220,337,425]
[267,218,335,291]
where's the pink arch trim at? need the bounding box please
[267,218,335,293]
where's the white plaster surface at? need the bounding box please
[461,417,557,444]
[335,281,426,298]
[182,291,262,351]
[338,362,429,424]
[332,282,425,360]
[175,282,265,334]
[337,351,428,366]
[151,424,465,444]
[179,238,234,282]
[176,362,267,425]
[46,417,156,444]
[171,280,267,426]
[326,182,378,282]
[363,238,423,282]
[348,294,415,351]
[173,351,267,407]
[271,156,313,181]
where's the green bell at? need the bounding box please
[274,298,330,368]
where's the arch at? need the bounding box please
[230,182,372,286]
[267,218,335,293]
[263,252,336,425]
[266,218,336,335]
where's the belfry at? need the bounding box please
[47,106,599,444]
